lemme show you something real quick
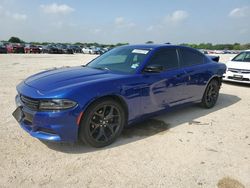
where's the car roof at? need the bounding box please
[122,44,186,50]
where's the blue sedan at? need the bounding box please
[13,44,226,147]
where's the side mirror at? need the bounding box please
[143,64,164,73]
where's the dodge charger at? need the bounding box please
[13,44,226,147]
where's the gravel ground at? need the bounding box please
[0,54,249,188]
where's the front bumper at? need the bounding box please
[223,71,250,84]
[13,95,81,142]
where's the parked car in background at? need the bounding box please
[92,47,108,55]
[37,45,44,52]
[91,47,101,54]
[6,43,25,53]
[13,44,226,147]
[199,49,208,54]
[0,43,7,53]
[101,47,110,54]
[42,44,63,54]
[200,49,220,62]
[68,45,82,53]
[24,44,41,53]
[223,50,250,84]
[56,44,74,54]
[82,47,94,54]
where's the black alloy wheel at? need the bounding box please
[79,99,125,147]
[201,79,220,108]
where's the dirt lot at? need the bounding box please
[0,54,249,188]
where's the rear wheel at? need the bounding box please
[201,79,220,108]
[79,99,125,147]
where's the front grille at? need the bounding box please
[228,76,250,81]
[20,95,39,110]
[228,68,250,74]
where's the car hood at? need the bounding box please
[227,61,250,70]
[24,66,125,92]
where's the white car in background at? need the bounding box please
[82,47,94,54]
[223,50,250,83]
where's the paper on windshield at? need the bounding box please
[132,49,149,54]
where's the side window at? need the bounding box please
[180,48,204,67]
[245,53,250,62]
[148,48,179,70]
[132,54,145,63]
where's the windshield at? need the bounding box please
[232,52,250,62]
[87,46,151,73]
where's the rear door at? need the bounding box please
[178,47,209,101]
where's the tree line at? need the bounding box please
[3,37,250,50]
[3,37,129,48]
[179,43,250,50]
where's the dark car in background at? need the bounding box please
[6,43,25,53]
[99,47,110,54]
[24,44,41,53]
[68,45,82,53]
[92,47,102,55]
[42,44,74,54]
[56,44,74,54]
[13,44,226,147]
[0,43,7,53]
[42,44,63,54]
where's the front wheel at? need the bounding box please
[79,99,126,147]
[201,79,220,108]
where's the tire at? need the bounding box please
[201,79,220,108]
[79,99,126,147]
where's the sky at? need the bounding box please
[0,0,250,44]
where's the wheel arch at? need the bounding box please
[200,75,222,108]
[79,94,129,124]
[207,75,222,87]
[77,94,129,141]
[100,95,129,119]
[201,75,222,97]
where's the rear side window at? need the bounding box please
[179,48,204,67]
[148,48,179,70]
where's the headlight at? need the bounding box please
[39,99,77,110]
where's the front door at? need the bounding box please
[140,47,189,114]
